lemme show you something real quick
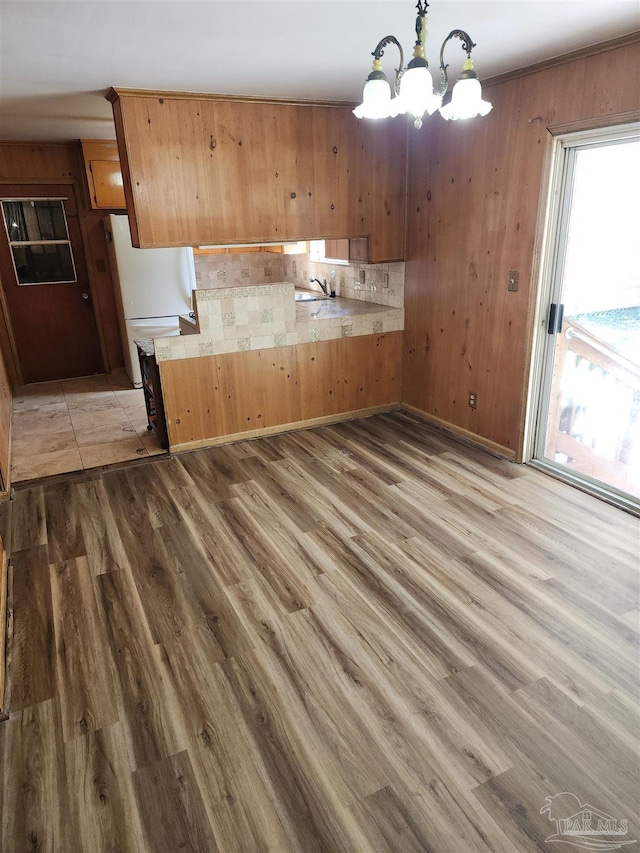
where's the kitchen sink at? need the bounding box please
[294,291,327,302]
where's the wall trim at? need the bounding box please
[547,110,640,138]
[483,31,640,90]
[170,403,401,454]
[107,87,357,110]
[401,404,517,461]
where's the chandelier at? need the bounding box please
[353,0,492,128]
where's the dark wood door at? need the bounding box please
[0,183,103,383]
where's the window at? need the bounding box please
[1,198,77,285]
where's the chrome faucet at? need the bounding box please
[309,276,328,295]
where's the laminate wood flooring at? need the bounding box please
[1,411,638,852]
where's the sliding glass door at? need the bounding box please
[533,125,640,509]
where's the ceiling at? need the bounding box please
[1,0,638,142]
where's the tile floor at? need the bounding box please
[10,370,166,483]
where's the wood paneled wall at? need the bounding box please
[160,332,402,449]
[0,337,11,497]
[402,37,640,459]
[0,142,124,375]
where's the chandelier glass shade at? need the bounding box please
[353,0,492,129]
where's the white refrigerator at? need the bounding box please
[104,214,195,387]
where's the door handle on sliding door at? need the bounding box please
[547,303,564,335]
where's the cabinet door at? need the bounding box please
[311,106,352,239]
[91,160,126,208]
[351,119,407,263]
[110,91,406,260]
[325,239,350,261]
[80,140,126,210]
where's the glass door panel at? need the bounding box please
[538,133,640,502]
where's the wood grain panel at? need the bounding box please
[64,722,146,853]
[0,698,70,850]
[0,141,77,182]
[0,337,11,496]
[160,332,402,448]
[110,90,406,260]
[9,486,46,553]
[0,533,6,711]
[353,118,408,263]
[403,38,640,458]
[75,479,130,574]
[49,555,120,741]
[132,750,218,853]
[10,545,55,710]
[158,638,295,852]
[44,481,87,564]
[97,568,184,769]
[156,520,254,660]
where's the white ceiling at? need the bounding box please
[1,0,638,141]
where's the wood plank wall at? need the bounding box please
[0,530,6,713]
[0,142,125,377]
[0,338,11,497]
[402,36,640,459]
[160,332,402,449]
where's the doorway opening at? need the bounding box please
[529,123,640,512]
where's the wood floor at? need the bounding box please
[0,411,638,852]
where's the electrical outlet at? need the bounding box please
[469,391,477,409]
[382,273,390,288]
[508,270,519,292]
[359,269,366,284]
[292,260,297,277]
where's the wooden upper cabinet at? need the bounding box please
[107,90,406,262]
[80,139,126,209]
[324,239,350,261]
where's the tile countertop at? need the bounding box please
[295,295,394,321]
[153,282,403,364]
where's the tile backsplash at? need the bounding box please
[193,249,405,310]
[282,253,405,309]
[194,251,286,288]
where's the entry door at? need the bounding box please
[533,126,640,507]
[0,184,103,383]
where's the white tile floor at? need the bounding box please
[11,369,166,483]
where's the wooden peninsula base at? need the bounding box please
[160,331,402,451]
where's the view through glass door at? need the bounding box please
[534,126,640,508]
